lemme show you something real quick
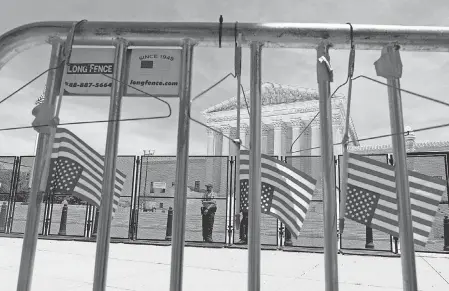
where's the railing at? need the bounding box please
[0,153,447,253]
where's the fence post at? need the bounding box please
[0,202,7,233]
[58,201,68,236]
[92,208,100,237]
[365,226,374,249]
[227,156,234,245]
[443,215,449,251]
[132,208,138,240]
[165,206,173,241]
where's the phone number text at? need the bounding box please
[65,82,112,88]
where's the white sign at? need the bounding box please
[153,182,166,189]
[64,47,115,96]
[126,48,181,97]
[63,47,182,97]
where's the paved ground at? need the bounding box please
[0,237,448,291]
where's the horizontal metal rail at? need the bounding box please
[2,22,449,68]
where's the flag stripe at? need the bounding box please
[376,202,435,227]
[49,128,126,213]
[240,169,310,212]
[370,218,427,246]
[271,199,304,228]
[52,150,124,193]
[241,150,316,187]
[372,212,430,240]
[55,129,126,182]
[239,150,316,239]
[346,153,445,246]
[349,171,441,212]
[270,208,300,237]
[240,159,313,203]
[373,207,432,235]
[240,171,310,214]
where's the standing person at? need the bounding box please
[236,179,249,245]
[235,209,248,244]
[201,184,217,242]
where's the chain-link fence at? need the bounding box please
[2,153,448,255]
[137,156,230,243]
[9,156,46,235]
[0,156,16,233]
[405,154,449,253]
[110,156,135,239]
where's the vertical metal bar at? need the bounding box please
[6,157,19,233]
[129,156,139,240]
[169,39,194,291]
[27,135,39,190]
[317,42,339,291]
[134,157,142,240]
[16,41,65,291]
[248,42,262,291]
[234,32,242,234]
[375,45,418,291]
[9,157,22,233]
[226,156,233,244]
[387,51,418,291]
[92,38,128,291]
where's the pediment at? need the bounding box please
[202,82,344,114]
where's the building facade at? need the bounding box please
[203,81,449,157]
[202,82,359,158]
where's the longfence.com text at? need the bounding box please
[129,80,178,86]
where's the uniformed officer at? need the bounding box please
[201,184,217,242]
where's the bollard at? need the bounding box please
[365,226,374,249]
[0,202,7,233]
[58,201,68,236]
[165,207,173,241]
[394,237,399,254]
[444,215,449,252]
[92,208,100,237]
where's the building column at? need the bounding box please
[311,119,321,180]
[301,123,312,175]
[291,118,302,156]
[273,121,287,157]
[221,125,231,156]
[207,128,215,155]
[240,124,248,149]
[261,123,270,154]
[214,129,223,157]
[311,119,321,156]
[229,127,237,156]
[333,124,343,157]
[405,127,416,170]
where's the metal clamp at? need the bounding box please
[317,42,334,82]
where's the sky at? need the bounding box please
[1,0,449,156]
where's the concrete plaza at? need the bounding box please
[0,237,448,291]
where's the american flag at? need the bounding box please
[239,150,317,239]
[346,153,446,246]
[46,128,126,214]
[35,95,45,105]
[35,86,47,105]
